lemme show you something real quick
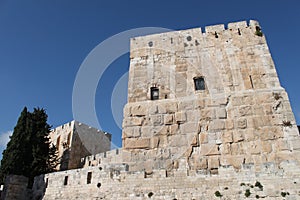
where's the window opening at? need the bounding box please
[194,77,205,91]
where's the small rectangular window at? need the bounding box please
[150,87,159,100]
[64,176,68,185]
[194,77,205,91]
[87,172,92,184]
[45,178,48,188]
[56,136,60,151]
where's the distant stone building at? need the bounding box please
[49,120,111,170]
[3,20,300,200]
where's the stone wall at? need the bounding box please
[49,120,111,170]
[31,20,300,199]
[33,158,300,199]
[1,175,30,200]
[122,20,300,174]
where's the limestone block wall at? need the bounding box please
[82,148,124,168]
[32,158,300,199]
[31,20,300,199]
[122,20,300,174]
[50,120,112,170]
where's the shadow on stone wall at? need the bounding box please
[60,148,70,171]
[1,175,32,200]
[32,174,46,200]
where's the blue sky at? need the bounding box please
[0,0,300,158]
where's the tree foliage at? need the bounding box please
[0,107,59,186]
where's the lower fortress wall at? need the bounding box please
[32,152,300,200]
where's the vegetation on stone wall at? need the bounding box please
[0,107,59,187]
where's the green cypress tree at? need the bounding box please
[30,108,52,177]
[0,107,58,186]
[0,107,31,184]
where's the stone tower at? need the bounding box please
[29,20,300,199]
[122,20,300,173]
[49,120,111,170]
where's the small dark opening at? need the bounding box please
[238,28,241,35]
[97,183,101,188]
[186,36,192,41]
[87,172,92,184]
[214,32,218,38]
[148,41,153,47]
[64,176,68,185]
[116,149,119,155]
[45,178,48,188]
[150,87,159,100]
[249,75,254,89]
[194,77,205,91]
[148,192,154,198]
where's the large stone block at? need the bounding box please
[237,118,247,129]
[291,139,300,150]
[131,104,147,116]
[175,111,186,123]
[169,124,179,135]
[199,132,208,144]
[123,127,141,138]
[222,131,233,143]
[200,144,220,156]
[208,156,220,169]
[158,102,178,114]
[219,143,231,154]
[209,119,225,131]
[232,131,244,142]
[239,106,252,116]
[124,138,150,149]
[261,140,272,153]
[164,114,174,125]
[220,155,245,169]
[150,115,163,126]
[123,117,144,127]
[181,122,199,134]
[216,108,227,119]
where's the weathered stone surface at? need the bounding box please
[200,144,220,156]
[175,111,186,123]
[237,118,247,129]
[220,155,245,169]
[181,122,199,134]
[131,104,147,116]
[219,143,231,154]
[124,138,150,149]
[291,139,300,150]
[209,119,225,131]
[239,106,252,116]
[261,140,272,153]
[222,131,233,143]
[123,127,141,138]
[208,156,220,169]
[164,114,174,125]
[123,117,144,127]
[150,115,162,125]
[232,131,244,142]
[199,132,208,144]
[217,108,227,119]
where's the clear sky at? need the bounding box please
[0,0,300,158]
